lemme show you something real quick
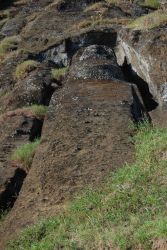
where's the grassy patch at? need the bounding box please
[11,139,40,170]
[0,10,10,20]
[76,16,130,30]
[7,123,167,249]
[15,60,38,80]
[31,105,48,117]
[139,0,160,9]
[0,36,19,61]
[128,10,167,30]
[51,67,68,81]
[84,2,109,13]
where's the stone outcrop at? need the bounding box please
[0,66,55,112]
[115,27,167,107]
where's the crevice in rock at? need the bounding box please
[121,58,158,112]
[0,0,15,10]
[41,84,55,106]
[66,29,117,58]
[31,29,117,67]
[29,118,43,142]
[0,168,27,212]
[131,86,151,123]
[0,76,57,216]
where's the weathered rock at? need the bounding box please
[0,50,29,93]
[0,111,39,214]
[39,41,69,67]
[0,66,55,112]
[0,77,147,247]
[20,0,130,53]
[1,15,26,37]
[115,27,167,107]
[69,45,124,80]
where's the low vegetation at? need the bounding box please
[0,89,8,98]
[76,16,130,30]
[138,0,160,9]
[84,2,109,13]
[128,10,167,30]
[11,139,40,170]
[15,60,38,80]
[0,36,19,61]
[0,10,10,20]
[8,123,167,249]
[31,105,48,117]
[51,67,69,81]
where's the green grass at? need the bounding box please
[8,123,167,249]
[31,105,48,117]
[139,0,160,9]
[51,67,68,81]
[15,60,38,80]
[0,210,8,224]
[128,10,167,30]
[11,139,40,170]
[0,36,19,61]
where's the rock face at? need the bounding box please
[115,27,167,107]
[0,109,43,214]
[0,0,166,249]
[69,45,124,80]
[1,66,55,112]
[0,76,147,246]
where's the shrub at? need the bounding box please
[0,36,19,61]
[11,139,40,170]
[139,0,160,9]
[31,105,48,117]
[51,67,68,81]
[15,60,38,80]
[128,10,167,30]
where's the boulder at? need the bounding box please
[1,66,55,112]
[115,27,167,107]
[69,45,124,80]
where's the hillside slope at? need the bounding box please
[0,0,167,249]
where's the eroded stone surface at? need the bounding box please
[115,27,167,106]
[69,45,124,80]
[0,77,147,247]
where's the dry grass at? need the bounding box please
[0,36,20,61]
[84,2,109,13]
[51,67,68,81]
[128,10,167,30]
[13,0,28,7]
[75,16,131,30]
[0,106,47,123]
[11,139,40,171]
[105,0,123,5]
[139,0,160,9]
[15,60,38,80]
[45,0,65,10]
